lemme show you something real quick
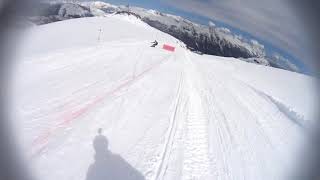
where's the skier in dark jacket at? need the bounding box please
[150,40,158,47]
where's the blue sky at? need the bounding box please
[102,0,310,74]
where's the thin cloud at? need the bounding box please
[162,0,313,69]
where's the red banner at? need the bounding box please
[163,44,176,52]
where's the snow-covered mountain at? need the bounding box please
[26,1,300,73]
[27,2,94,24]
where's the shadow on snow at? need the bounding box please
[86,128,145,180]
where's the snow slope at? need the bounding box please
[27,1,302,73]
[10,15,317,180]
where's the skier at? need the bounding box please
[150,40,158,47]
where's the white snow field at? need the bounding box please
[10,15,318,180]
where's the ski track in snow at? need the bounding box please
[11,16,315,180]
[30,44,173,157]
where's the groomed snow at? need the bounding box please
[10,16,317,180]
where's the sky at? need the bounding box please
[100,0,312,74]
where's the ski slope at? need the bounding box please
[10,15,318,180]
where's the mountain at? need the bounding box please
[27,2,94,25]
[26,1,300,73]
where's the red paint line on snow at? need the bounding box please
[31,56,171,157]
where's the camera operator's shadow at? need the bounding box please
[86,129,145,180]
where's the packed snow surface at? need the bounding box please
[11,15,317,180]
